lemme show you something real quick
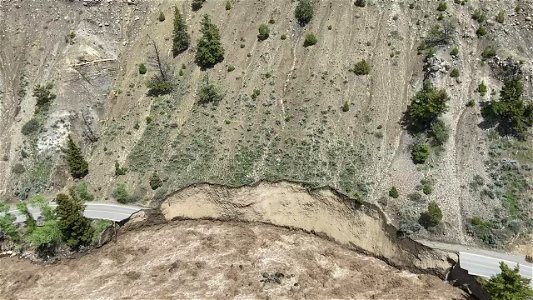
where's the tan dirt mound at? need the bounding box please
[0,220,465,299]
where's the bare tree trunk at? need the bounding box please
[148,35,166,81]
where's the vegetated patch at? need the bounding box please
[195,14,225,68]
[389,186,399,198]
[303,33,317,47]
[191,0,206,11]
[417,22,455,55]
[295,0,314,26]
[404,80,449,133]
[138,63,147,75]
[411,142,430,164]
[481,75,532,140]
[21,118,40,136]
[350,59,371,75]
[198,75,224,104]
[172,6,190,57]
[481,46,496,60]
[63,135,89,179]
[257,24,270,41]
[419,201,443,229]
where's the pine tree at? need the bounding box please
[172,6,190,57]
[195,14,225,68]
[55,190,93,249]
[64,135,89,179]
[482,262,533,300]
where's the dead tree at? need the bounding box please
[148,35,168,82]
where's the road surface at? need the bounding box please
[418,239,533,287]
[6,202,142,223]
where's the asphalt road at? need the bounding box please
[7,202,142,223]
[459,252,533,285]
[418,239,533,286]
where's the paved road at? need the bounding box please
[7,202,142,223]
[417,239,533,287]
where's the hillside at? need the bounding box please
[0,0,532,257]
[0,220,466,299]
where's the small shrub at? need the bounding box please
[478,81,488,96]
[295,0,314,26]
[450,68,460,78]
[408,192,423,202]
[115,161,127,176]
[355,0,366,7]
[466,99,475,107]
[146,77,174,96]
[191,0,206,11]
[430,119,449,145]
[406,80,449,132]
[251,89,261,100]
[496,11,505,24]
[419,201,443,228]
[158,11,165,22]
[412,142,430,164]
[389,186,399,198]
[422,182,433,195]
[198,75,224,104]
[227,65,235,72]
[138,63,147,75]
[303,33,317,47]
[437,2,447,11]
[350,59,371,75]
[114,183,129,204]
[476,25,487,37]
[33,84,56,110]
[149,172,163,190]
[472,9,486,23]
[21,118,40,135]
[481,46,496,60]
[482,75,533,139]
[342,101,349,112]
[225,0,231,10]
[269,18,275,24]
[12,163,25,175]
[281,34,287,40]
[450,46,459,57]
[258,24,270,41]
[77,182,95,202]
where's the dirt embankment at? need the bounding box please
[0,220,466,299]
[161,181,457,276]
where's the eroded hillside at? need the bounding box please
[1,0,531,249]
[0,220,466,299]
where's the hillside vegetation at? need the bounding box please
[0,0,531,250]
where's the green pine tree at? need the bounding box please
[55,189,93,249]
[481,262,533,300]
[195,14,225,68]
[172,6,190,57]
[64,135,89,179]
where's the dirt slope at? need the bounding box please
[161,181,456,274]
[0,220,466,299]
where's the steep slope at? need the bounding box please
[0,220,466,299]
[1,0,531,248]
